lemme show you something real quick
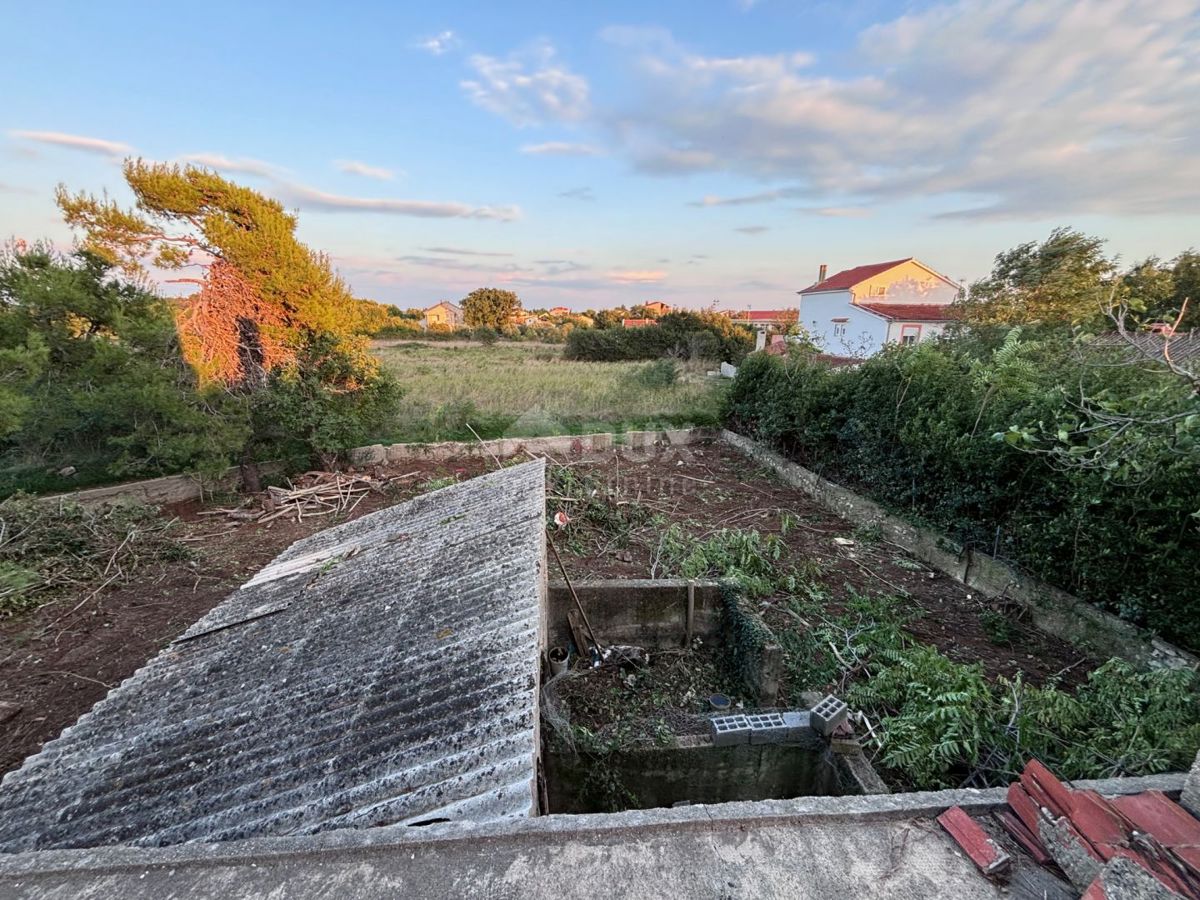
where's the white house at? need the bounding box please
[797,258,961,357]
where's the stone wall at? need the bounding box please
[722,430,1198,671]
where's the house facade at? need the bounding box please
[642,301,671,316]
[797,258,960,357]
[423,300,463,329]
[549,306,571,317]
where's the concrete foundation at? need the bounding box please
[545,740,846,814]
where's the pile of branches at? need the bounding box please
[203,470,413,525]
[0,494,183,617]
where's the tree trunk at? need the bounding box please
[239,449,262,494]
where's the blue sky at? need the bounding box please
[2,0,1198,310]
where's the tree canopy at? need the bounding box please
[963,228,1116,327]
[461,287,520,329]
[57,160,370,387]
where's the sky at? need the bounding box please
[1,0,1198,311]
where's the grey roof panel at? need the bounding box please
[0,460,547,852]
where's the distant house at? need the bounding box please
[723,309,798,330]
[422,300,463,329]
[622,318,658,329]
[642,301,671,316]
[509,311,542,327]
[797,258,960,356]
[549,306,570,317]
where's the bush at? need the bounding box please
[632,359,679,388]
[724,334,1200,650]
[565,311,752,363]
[251,335,401,469]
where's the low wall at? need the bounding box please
[721,430,1198,672]
[546,579,724,650]
[545,740,846,814]
[351,427,714,465]
[39,428,716,507]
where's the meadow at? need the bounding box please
[373,341,725,443]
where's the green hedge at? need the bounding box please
[724,337,1200,651]
[565,312,753,363]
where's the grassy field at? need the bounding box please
[374,341,725,442]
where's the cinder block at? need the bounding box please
[349,444,386,465]
[811,695,849,737]
[747,712,789,745]
[710,714,751,746]
[780,711,822,747]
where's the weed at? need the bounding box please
[980,609,1017,645]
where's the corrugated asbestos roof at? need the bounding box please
[0,460,547,852]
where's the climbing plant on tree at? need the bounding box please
[56,161,397,487]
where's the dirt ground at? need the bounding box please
[0,439,1094,778]
[549,442,1093,682]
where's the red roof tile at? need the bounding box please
[729,310,794,322]
[798,258,912,293]
[857,302,961,322]
[937,806,1012,879]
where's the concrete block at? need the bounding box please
[747,712,789,745]
[590,433,614,451]
[349,444,386,465]
[664,429,693,446]
[780,711,821,746]
[710,715,751,747]
[811,695,849,737]
[1182,750,1200,816]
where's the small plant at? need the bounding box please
[633,358,680,389]
[658,525,788,597]
[980,608,1017,645]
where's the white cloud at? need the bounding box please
[600,1,1200,218]
[608,269,667,284]
[520,141,603,156]
[280,182,520,220]
[335,159,397,180]
[420,246,513,257]
[462,43,590,127]
[9,130,132,157]
[180,153,279,177]
[734,225,769,234]
[796,206,871,218]
[418,30,460,55]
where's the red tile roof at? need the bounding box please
[622,318,658,328]
[857,302,960,322]
[798,258,912,293]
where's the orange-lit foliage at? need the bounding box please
[57,161,373,389]
[173,261,291,386]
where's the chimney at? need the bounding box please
[818,263,828,282]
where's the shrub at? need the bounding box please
[565,311,752,363]
[632,359,679,388]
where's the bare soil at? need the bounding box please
[0,440,1094,778]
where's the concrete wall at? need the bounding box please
[367,427,713,465]
[545,740,845,814]
[546,580,724,650]
[722,430,1198,671]
[38,428,716,508]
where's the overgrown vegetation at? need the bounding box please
[375,342,723,442]
[0,494,185,616]
[726,332,1200,649]
[564,311,753,363]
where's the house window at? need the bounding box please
[873,286,887,296]
[832,320,847,338]
[899,324,921,345]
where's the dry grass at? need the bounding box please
[374,341,725,442]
